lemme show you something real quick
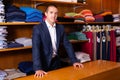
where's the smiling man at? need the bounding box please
[32,4,83,78]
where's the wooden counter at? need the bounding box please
[15,60,120,80]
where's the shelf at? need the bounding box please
[69,40,89,43]
[57,22,86,25]
[0,40,88,52]
[86,22,120,25]
[32,0,85,6]
[0,22,40,26]
[0,46,32,52]
[32,0,86,8]
[57,22,120,25]
[0,22,118,26]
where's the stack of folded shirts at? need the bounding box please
[115,26,120,36]
[80,9,95,22]
[113,14,120,22]
[65,12,77,18]
[75,51,91,63]
[100,11,113,22]
[0,70,7,80]
[20,7,43,22]
[116,36,120,46]
[94,14,104,22]
[0,0,6,49]
[5,5,26,22]
[67,32,88,40]
[0,1,5,22]
[4,68,26,80]
[15,37,32,46]
[64,12,85,22]
[0,26,8,49]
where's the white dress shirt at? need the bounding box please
[45,20,57,57]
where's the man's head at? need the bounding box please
[45,4,58,25]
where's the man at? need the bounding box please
[32,4,83,78]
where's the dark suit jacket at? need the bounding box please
[32,21,78,71]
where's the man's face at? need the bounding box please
[45,6,58,24]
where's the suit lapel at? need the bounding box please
[56,25,60,50]
[42,22,52,45]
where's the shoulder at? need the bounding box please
[33,21,46,30]
[56,23,64,30]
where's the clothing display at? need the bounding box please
[0,1,5,22]
[5,5,26,22]
[0,26,7,49]
[0,70,7,80]
[75,51,91,63]
[113,14,120,22]
[20,7,43,22]
[0,1,120,80]
[81,25,116,61]
[4,68,26,80]
[67,32,88,40]
[15,37,32,46]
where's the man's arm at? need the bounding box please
[32,25,42,71]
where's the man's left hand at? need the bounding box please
[73,62,84,69]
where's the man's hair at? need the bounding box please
[45,4,58,12]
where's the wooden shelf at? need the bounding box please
[0,21,118,26]
[86,22,120,25]
[57,22,120,25]
[32,0,85,6]
[70,40,89,43]
[0,46,32,52]
[0,39,89,52]
[57,22,86,25]
[32,0,86,8]
[0,22,39,26]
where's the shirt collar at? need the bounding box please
[45,20,56,28]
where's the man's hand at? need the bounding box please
[73,62,84,69]
[34,70,47,78]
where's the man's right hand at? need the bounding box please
[34,70,47,78]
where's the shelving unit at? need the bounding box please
[1,0,119,70]
[0,22,37,69]
[0,22,38,51]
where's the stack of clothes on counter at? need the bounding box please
[20,6,43,22]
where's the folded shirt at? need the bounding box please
[15,37,32,46]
